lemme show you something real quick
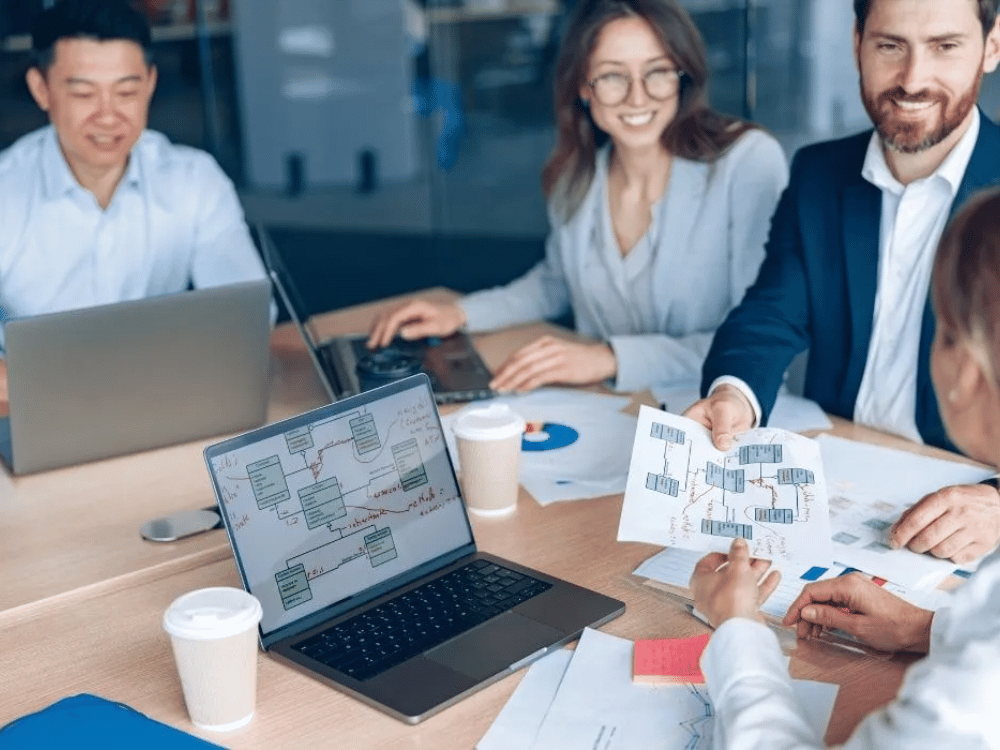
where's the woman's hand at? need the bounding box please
[689,538,781,628]
[489,336,617,392]
[367,299,467,349]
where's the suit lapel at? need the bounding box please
[839,179,882,413]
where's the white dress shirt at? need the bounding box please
[0,125,267,346]
[702,542,1000,749]
[713,111,980,439]
[854,110,980,443]
[459,130,788,392]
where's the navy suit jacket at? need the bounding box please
[701,111,1000,452]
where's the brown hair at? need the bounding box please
[854,0,999,36]
[933,187,1000,388]
[542,0,756,217]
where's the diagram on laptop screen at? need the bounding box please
[618,406,832,565]
[208,383,471,636]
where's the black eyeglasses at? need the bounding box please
[586,67,685,106]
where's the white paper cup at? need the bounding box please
[452,403,525,516]
[163,587,263,732]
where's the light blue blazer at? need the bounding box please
[460,129,788,391]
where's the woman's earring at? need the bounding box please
[580,97,590,109]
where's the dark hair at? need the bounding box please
[933,187,1000,389]
[30,0,153,72]
[854,0,999,36]
[542,0,756,215]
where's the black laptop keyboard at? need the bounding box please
[291,560,552,682]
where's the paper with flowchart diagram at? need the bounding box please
[618,406,832,565]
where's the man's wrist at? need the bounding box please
[903,609,934,654]
[708,376,762,427]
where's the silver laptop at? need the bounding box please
[204,373,624,723]
[256,225,495,405]
[0,279,273,475]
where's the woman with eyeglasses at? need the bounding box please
[369,0,787,393]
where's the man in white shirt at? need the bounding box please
[686,0,1000,564]
[0,0,267,403]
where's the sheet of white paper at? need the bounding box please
[633,546,850,620]
[477,649,573,750]
[519,475,625,505]
[619,407,832,565]
[527,628,837,750]
[818,434,994,589]
[652,384,833,433]
[442,391,637,504]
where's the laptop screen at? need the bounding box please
[205,374,474,638]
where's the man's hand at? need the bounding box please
[783,574,933,653]
[683,384,755,450]
[488,336,617,393]
[890,483,1000,564]
[367,299,467,350]
[690,538,781,628]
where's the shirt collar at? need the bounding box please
[861,107,980,196]
[39,124,143,201]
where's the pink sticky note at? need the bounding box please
[632,633,712,684]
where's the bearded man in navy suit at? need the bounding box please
[686,0,1000,564]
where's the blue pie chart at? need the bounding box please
[521,422,579,452]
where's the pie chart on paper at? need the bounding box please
[521,422,579,452]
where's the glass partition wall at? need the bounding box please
[2,0,999,313]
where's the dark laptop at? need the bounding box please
[256,224,495,405]
[203,373,624,723]
[0,280,272,475]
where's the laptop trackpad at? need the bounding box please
[426,611,563,681]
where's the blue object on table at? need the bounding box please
[0,694,224,749]
[521,422,579,452]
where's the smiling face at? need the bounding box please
[26,37,156,183]
[580,16,678,155]
[855,0,1000,156]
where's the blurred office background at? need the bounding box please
[2,0,1000,320]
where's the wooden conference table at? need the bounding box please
[0,288,972,747]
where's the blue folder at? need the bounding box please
[0,694,225,749]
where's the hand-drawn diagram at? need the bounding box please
[619,406,832,564]
[678,684,714,750]
[209,386,470,635]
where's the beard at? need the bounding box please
[861,75,981,154]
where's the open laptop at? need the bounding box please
[204,373,624,723]
[256,225,495,405]
[0,279,272,475]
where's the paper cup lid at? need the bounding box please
[452,403,526,441]
[163,587,262,640]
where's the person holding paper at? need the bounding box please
[367,0,787,394]
[690,186,1000,749]
[684,0,1000,564]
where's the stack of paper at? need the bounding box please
[477,628,838,750]
[630,433,994,623]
